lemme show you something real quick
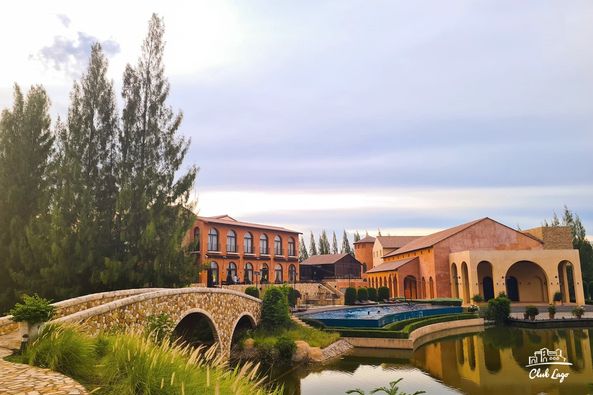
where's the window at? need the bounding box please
[208,228,219,251]
[260,234,269,255]
[261,263,269,283]
[245,263,253,284]
[226,262,237,284]
[289,264,297,283]
[192,228,200,251]
[244,232,254,254]
[288,237,295,256]
[208,261,219,287]
[274,235,283,255]
[227,230,237,253]
[275,264,283,283]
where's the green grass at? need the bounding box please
[249,323,340,348]
[13,323,282,395]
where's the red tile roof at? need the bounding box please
[367,257,419,273]
[197,215,301,234]
[301,253,358,265]
[354,235,376,244]
[375,235,422,249]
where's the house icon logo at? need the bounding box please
[526,348,572,368]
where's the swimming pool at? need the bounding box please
[299,304,463,328]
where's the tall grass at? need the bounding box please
[250,323,339,348]
[22,324,282,395]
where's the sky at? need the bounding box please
[1,1,592,244]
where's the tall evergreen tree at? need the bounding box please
[114,14,197,288]
[341,230,352,255]
[0,84,53,311]
[309,232,317,256]
[319,230,330,255]
[298,235,308,262]
[331,231,338,254]
[353,231,361,243]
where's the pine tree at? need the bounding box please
[377,228,382,236]
[0,84,54,311]
[341,230,352,255]
[319,230,330,255]
[353,231,361,242]
[331,231,338,254]
[115,14,197,288]
[298,235,309,262]
[309,232,318,256]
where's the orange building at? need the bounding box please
[186,215,301,286]
[353,235,375,275]
[366,218,585,305]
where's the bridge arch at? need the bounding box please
[231,312,257,348]
[173,308,220,351]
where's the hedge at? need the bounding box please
[394,298,463,306]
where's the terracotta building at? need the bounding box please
[300,253,363,282]
[366,218,585,305]
[353,235,375,274]
[186,215,300,287]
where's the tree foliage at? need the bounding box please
[261,287,291,329]
[299,235,309,262]
[341,230,353,255]
[309,232,318,256]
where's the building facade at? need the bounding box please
[300,253,363,282]
[185,215,300,286]
[366,218,585,305]
[353,235,375,275]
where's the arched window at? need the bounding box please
[274,235,283,255]
[261,263,269,283]
[288,237,296,256]
[208,228,219,251]
[192,228,200,251]
[289,264,297,283]
[227,262,237,284]
[244,232,254,254]
[260,234,269,255]
[227,230,237,253]
[275,264,283,283]
[245,263,254,284]
[208,261,219,287]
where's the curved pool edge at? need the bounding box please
[344,318,485,350]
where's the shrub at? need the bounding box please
[144,313,174,343]
[24,324,96,381]
[486,293,511,325]
[553,291,563,302]
[367,287,378,302]
[429,298,463,306]
[548,304,556,314]
[245,286,260,298]
[287,287,300,307]
[572,305,585,318]
[467,304,479,313]
[345,287,357,305]
[378,286,390,301]
[275,336,296,363]
[9,294,55,324]
[357,287,369,302]
[472,294,484,303]
[261,287,291,329]
[525,305,539,319]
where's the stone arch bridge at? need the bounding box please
[1,288,261,359]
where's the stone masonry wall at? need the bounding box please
[524,226,573,250]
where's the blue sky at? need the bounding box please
[1,1,592,241]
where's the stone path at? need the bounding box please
[0,332,88,395]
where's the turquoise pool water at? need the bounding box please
[300,304,463,327]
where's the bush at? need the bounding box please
[486,293,511,325]
[24,324,96,381]
[144,313,174,343]
[367,287,378,302]
[378,286,390,301]
[525,305,539,318]
[275,336,296,363]
[357,287,369,302]
[548,304,556,314]
[553,291,563,302]
[572,305,585,318]
[472,294,484,303]
[287,287,300,307]
[261,287,291,329]
[345,287,357,305]
[429,298,463,306]
[9,294,55,324]
[245,286,259,298]
[467,304,479,313]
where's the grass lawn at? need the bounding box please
[249,323,340,348]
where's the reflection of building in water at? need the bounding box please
[412,329,593,395]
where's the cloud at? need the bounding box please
[57,14,70,28]
[35,32,120,77]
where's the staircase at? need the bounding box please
[291,315,313,329]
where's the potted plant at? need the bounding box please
[572,305,585,319]
[9,294,55,341]
[553,291,563,305]
[525,305,539,321]
[548,304,556,319]
[467,304,479,313]
[472,294,484,304]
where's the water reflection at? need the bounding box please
[279,327,593,395]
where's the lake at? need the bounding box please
[277,326,593,395]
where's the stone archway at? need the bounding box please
[429,277,435,298]
[231,313,256,348]
[451,263,459,298]
[404,276,417,299]
[505,261,549,303]
[477,261,495,301]
[173,309,220,351]
[421,277,427,299]
[461,262,470,304]
[558,261,576,303]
